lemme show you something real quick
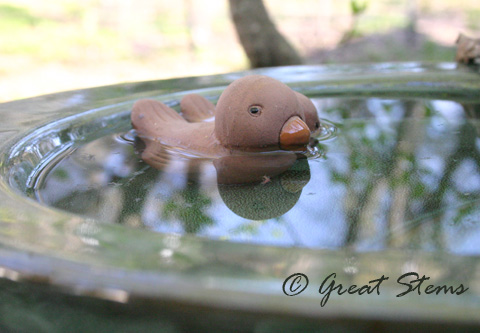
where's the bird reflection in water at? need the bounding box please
[135,136,312,221]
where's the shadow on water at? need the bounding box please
[34,96,480,254]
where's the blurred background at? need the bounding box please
[0,0,478,102]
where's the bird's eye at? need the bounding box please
[248,105,262,116]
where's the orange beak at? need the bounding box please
[279,116,310,150]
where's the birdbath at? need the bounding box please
[0,63,479,331]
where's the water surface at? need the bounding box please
[32,96,480,254]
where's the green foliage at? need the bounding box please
[341,1,369,43]
[0,4,43,30]
[466,9,480,31]
[0,6,128,62]
[350,0,368,16]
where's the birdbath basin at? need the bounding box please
[0,63,479,331]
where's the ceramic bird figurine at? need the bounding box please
[131,75,317,158]
[179,85,321,135]
[180,78,321,150]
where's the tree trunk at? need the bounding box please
[228,0,302,68]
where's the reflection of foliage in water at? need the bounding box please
[161,184,213,234]
[34,97,480,252]
[323,98,480,250]
[229,217,284,239]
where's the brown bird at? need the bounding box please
[131,75,314,158]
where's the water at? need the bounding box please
[31,96,480,254]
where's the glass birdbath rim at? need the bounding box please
[0,62,479,325]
